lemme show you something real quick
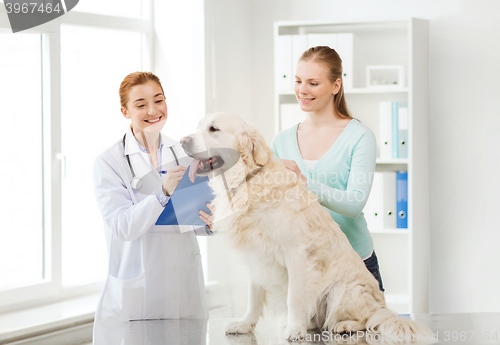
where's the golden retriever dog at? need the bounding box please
[181,112,429,342]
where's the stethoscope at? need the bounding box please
[123,133,179,190]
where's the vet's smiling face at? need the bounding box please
[181,112,244,181]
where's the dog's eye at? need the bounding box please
[209,126,220,132]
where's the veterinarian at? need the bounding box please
[92,72,215,329]
[271,46,384,292]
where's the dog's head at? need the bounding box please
[181,112,272,181]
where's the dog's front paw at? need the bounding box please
[225,333,258,345]
[284,324,307,341]
[225,321,255,334]
[334,320,365,334]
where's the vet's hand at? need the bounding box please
[279,159,307,184]
[162,165,187,196]
[199,203,215,231]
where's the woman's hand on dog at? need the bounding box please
[199,203,215,230]
[279,159,307,184]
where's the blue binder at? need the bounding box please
[392,102,399,159]
[155,166,214,226]
[396,171,408,228]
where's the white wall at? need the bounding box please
[205,0,500,314]
[153,0,215,310]
[204,0,255,317]
[204,0,254,119]
[154,0,205,141]
[428,0,500,313]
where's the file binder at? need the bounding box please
[392,102,399,159]
[398,102,409,159]
[382,172,397,229]
[337,33,353,90]
[275,35,293,92]
[379,101,393,160]
[155,166,214,226]
[365,172,383,230]
[365,172,399,230]
[396,171,408,228]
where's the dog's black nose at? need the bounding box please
[180,136,191,149]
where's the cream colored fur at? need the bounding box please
[183,112,430,342]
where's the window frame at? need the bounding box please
[0,2,153,312]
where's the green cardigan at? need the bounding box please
[270,119,376,259]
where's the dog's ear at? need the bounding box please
[248,127,270,166]
[237,124,270,167]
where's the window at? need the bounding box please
[0,1,152,309]
[0,33,43,291]
[60,24,142,286]
[74,0,145,19]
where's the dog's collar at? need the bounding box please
[226,164,265,197]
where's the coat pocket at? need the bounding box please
[194,254,209,318]
[98,271,147,321]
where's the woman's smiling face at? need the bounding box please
[294,59,340,114]
[122,81,168,134]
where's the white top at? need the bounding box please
[303,159,318,171]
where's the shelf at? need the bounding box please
[346,87,409,94]
[370,228,409,235]
[375,159,409,172]
[278,87,409,96]
[376,159,409,165]
[276,20,408,35]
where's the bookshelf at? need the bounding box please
[273,18,430,314]
[279,88,410,96]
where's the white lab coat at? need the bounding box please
[92,126,208,327]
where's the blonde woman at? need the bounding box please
[271,47,384,291]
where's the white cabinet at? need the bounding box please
[273,19,430,314]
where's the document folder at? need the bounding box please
[155,166,214,226]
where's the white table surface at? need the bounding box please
[91,313,500,345]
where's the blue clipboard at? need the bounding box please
[155,166,214,226]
